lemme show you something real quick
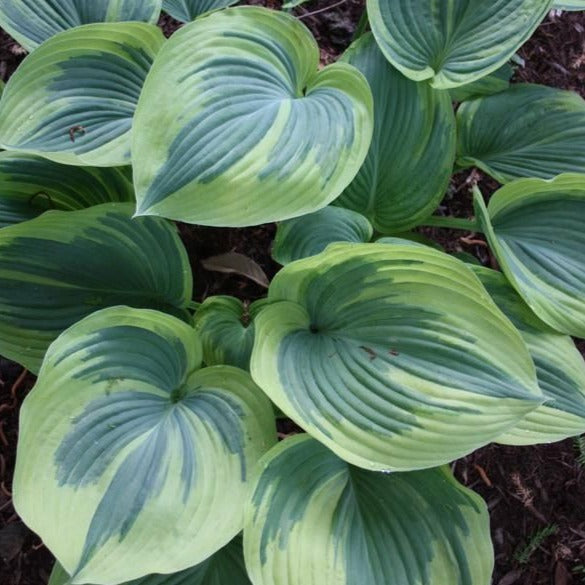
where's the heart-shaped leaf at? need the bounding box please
[0,203,192,373]
[244,435,494,585]
[163,0,238,21]
[251,242,542,471]
[49,536,251,585]
[0,152,134,228]
[457,84,585,182]
[366,0,552,88]
[195,296,268,370]
[272,206,373,265]
[0,0,162,51]
[14,307,276,584]
[133,6,373,227]
[337,33,455,232]
[0,23,164,167]
[473,267,585,444]
[474,174,585,337]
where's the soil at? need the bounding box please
[1,4,585,585]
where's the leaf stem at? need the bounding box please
[352,10,369,40]
[418,215,482,232]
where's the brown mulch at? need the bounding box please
[1,6,585,585]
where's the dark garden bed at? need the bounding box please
[1,4,585,585]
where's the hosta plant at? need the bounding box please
[0,1,584,584]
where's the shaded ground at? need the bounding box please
[1,5,585,585]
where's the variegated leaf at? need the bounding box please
[163,0,238,22]
[367,0,552,88]
[0,23,164,167]
[0,203,191,372]
[194,296,268,370]
[49,536,251,585]
[0,152,133,228]
[338,33,456,232]
[473,267,585,444]
[272,206,373,265]
[244,435,494,585]
[553,1,585,8]
[133,6,373,227]
[251,242,542,471]
[457,84,585,182]
[0,0,162,51]
[449,62,514,103]
[15,307,276,584]
[474,174,585,337]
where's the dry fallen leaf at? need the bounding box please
[201,252,269,288]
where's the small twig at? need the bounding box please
[474,464,493,487]
[11,368,28,402]
[460,235,488,247]
[0,421,8,448]
[0,498,13,513]
[0,481,12,498]
[297,0,349,19]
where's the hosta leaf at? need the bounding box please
[163,0,238,22]
[367,0,552,88]
[133,6,373,227]
[376,232,444,250]
[473,267,585,444]
[0,203,192,373]
[0,152,133,228]
[0,23,164,167]
[474,174,585,337]
[0,0,162,51]
[194,296,268,369]
[14,307,276,584]
[272,206,373,265]
[449,63,514,103]
[49,536,251,585]
[553,1,585,8]
[457,84,585,182]
[251,242,542,471]
[338,34,455,232]
[244,435,494,585]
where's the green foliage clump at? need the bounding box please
[0,1,584,584]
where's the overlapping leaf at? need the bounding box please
[163,0,238,21]
[473,267,585,444]
[0,23,164,167]
[251,242,542,471]
[133,6,373,226]
[0,152,134,228]
[449,63,514,103]
[553,1,585,8]
[272,206,372,265]
[474,174,585,337]
[457,84,585,182]
[0,0,162,51]
[366,0,552,88]
[244,435,494,585]
[49,536,251,585]
[0,203,192,372]
[195,296,268,369]
[15,307,276,584]
[337,34,455,232]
